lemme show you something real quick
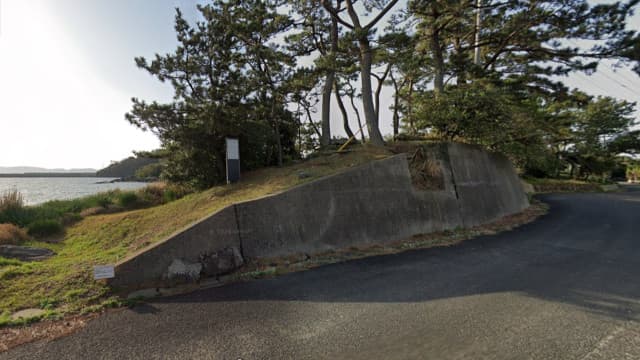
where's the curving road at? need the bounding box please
[4,186,640,359]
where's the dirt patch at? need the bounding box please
[0,313,98,353]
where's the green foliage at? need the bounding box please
[402,0,638,181]
[0,185,191,242]
[626,163,640,182]
[134,162,164,179]
[413,79,637,181]
[27,219,64,238]
[97,156,159,179]
[39,297,60,310]
[126,1,299,188]
[0,192,117,228]
[0,256,24,267]
[409,0,637,88]
[117,192,139,208]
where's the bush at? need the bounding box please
[27,219,64,238]
[95,195,113,208]
[117,192,139,208]
[60,212,83,226]
[137,184,165,205]
[137,183,192,205]
[0,223,30,245]
[135,162,164,179]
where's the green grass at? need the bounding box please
[0,183,192,243]
[0,146,392,325]
[0,257,24,268]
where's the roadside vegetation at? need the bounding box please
[523,178,604,193]
[0,184,191,241]
[627,164,640,183]
[0,146,391,326]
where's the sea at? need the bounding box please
[0,178,149,205]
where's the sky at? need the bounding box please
[0,0,639,169]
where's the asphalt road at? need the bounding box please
[5,186,640,360]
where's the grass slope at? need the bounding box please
[0,147,392,324]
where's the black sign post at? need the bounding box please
[226,137,240,184]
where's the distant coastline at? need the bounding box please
[0,173,98,178]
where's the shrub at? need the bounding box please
[138,184,165,205]
[135,162,164,179]
[137,183,192,205]
[27,219,64,238]
[95,195,113,208]
[117,192,139,208]
[60,212,83,226]
[0,223,30,245]
[0,190,32,227]
[163,183,192,202]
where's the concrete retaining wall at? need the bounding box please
[109,143,529,291]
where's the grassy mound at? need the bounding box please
[0,146,392,324]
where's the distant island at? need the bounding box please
[0,166,96,174]
[96,156,159,179]
[0,173,97,178]
[0,154,161,180]
[0,166,96,178]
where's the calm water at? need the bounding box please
[0,178,149,205]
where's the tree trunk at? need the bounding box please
[319,4,341,147]
[347,84,366,142]
[321,72,333,146]
[359,39,385,146]
[304,106,322,139]
[271,100,283,167]
[407,78,415,134]
[334,80,355,139]
[374,64,391,122]
[390,72,400,139]
[430,25,445,95]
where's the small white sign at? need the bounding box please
[93,265,115,280]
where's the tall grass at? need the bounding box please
[0,184,192,239]
[0,189,24,212]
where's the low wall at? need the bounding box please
[109,143,529,291]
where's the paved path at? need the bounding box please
[4,187,640,359]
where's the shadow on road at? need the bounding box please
[148,189,640,323]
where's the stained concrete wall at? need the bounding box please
[109,207,240,289]
[109,143,529,291]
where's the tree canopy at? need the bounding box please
[127,0,640,185]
